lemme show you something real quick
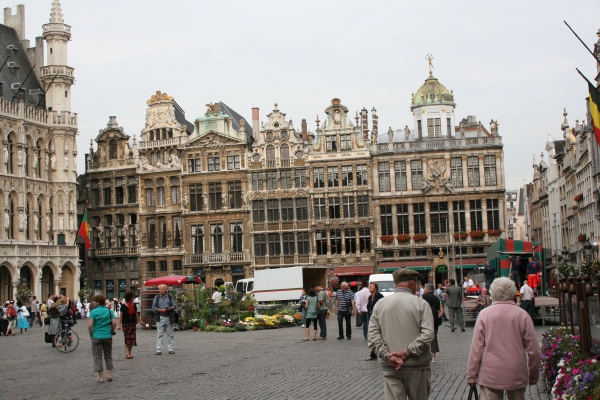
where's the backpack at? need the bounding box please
[320,290,331,308]
[7,306,16,319]
[67,300,77,317]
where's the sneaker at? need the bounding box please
[432,358,436,363]
[337,337,344,340]
[155,352,161,355]
[301,324,305,328]
[461,329,466,332]
[346,337,351,340]
[168,351,175,354]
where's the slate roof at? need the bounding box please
[219,101,253,137]
[0,24,44,107]
[173,101,194,135]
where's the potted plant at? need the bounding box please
[574,193,583,202]
[453,232,468,240]
[413,234,427,242]
[241,295,256,312]
[16,287,34,304]
[577,233,587,243]
[77,286,93,301]
[487,229,502,236]
[470,230,485,239]
[189,318,202,332]
[381,235,394,243]
[396,233,411,242]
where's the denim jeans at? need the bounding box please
[301,309,307,326]
[361,312,369,338]
[317,309,327,338]
[156,316,174,352]
[520,300,533,320]
[337,311,351,338]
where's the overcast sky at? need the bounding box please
[15,0,600,189]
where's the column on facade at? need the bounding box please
[424,202,431,238]
[465,197,472,234]
[406,160,412,191]
[478,155,485,188]
[374,202,381,245]
[482,197,488,232]
[462,156,468,189]
[390,161,396,194]
[53,280,61,296]
[448,201,455,234]
[496,154,503,188]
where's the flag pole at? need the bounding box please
[74,202,88,246]
[564,21,600,63]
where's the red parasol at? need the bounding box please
[144,275,201,287]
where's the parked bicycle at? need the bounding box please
[54,317,79,353]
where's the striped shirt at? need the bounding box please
[336,289,354,311]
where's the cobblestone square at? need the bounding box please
[0,318,551,400]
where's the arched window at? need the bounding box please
[24,144,30,177]
[37,200,42,240]
[266,145,276,168]
[280,144,290,166]
[7,135,14,174]
[36,140,43,178]
[25,201,30,240]
[109,139,117,160]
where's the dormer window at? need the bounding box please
[109,139,117,160]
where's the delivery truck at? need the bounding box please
[234,266,328,303]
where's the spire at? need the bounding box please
[49,0,64,23]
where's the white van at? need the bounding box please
[369,274,395,297]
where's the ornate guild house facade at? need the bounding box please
[0,1,81,301]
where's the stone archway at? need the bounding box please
[19,264,35,290]
[41,265,54,300]
[431,247,450,287]
[0,264,13,301]
[214,278,225,289]
[60,265,75,298]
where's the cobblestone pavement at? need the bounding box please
[0,318,552,400]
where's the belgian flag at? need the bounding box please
[588,81,600,144]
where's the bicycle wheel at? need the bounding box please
[54,330,79,353]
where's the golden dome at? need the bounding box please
[411,73,455,110]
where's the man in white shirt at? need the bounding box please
[519,281,534,320]
[463,276,474,289]
[30,296,39,328]
[210,288,222,318]
[355,281,371,339]
[47,294,54,308]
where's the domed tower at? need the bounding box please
[410,71,456,139]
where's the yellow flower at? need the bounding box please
[244,317,255,322]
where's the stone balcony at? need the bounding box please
[185,252,249,265]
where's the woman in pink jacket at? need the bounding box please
[467,277,540,400]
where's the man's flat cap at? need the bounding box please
[392,268,420,283]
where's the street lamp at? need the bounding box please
[561,247,569,262]
[583,239,593,260]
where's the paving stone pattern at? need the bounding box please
[0,318,551,399]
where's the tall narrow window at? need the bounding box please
[467,156,480,187]
[147,218,156,249]
[280,144,290,167]
[417,120,422,137]
[282,232,295,255]
[297,232,309,254]
[266,145,276,168]
[451,157,463,188]
[267,199,279,222]
[281,199,294,221]
[37,201,42,240]
[156,178,166,206]
[294,169,307,188]
[173,216,182,247]
[343,196,355,219]
[159,260,167,272]
[486,199,500,230]
[413,203,426,234]
[396,204,409,234]
[470,200,483,231]
[208,182,222,210]
[427,118,441,137]
[345,228,356,253]
[484,155,497,186]
[356,164,368,186]
[326,136,337,152]
[127,184,137,204]
[191,225,204,254]
[35,141,42,178]
[315,198,326,220]
[327,166,339,187]
[24,145,29,177]
[395,161,407,191]
[230,223,243,253]
[158,217,167,248]
[252,200,265,222]
[313,167,325,188]
[145,188,155,206]
[173,260,182,271]
[411,160,423,190]
[254,234,266,256]
[208,154,220,171]
[316,230,327,255]
[109,139,117,159]
[252,172,264,191]
[115,186,124,205]
[340,134,352,151]
[378,162,391,192]
[453,200,466,233]
[447,118,452,136]
[188,158,201,172]
[429,202,449,234]
[357,195,369,217]
[330,229,342,254]
[228,181,242,209]
[380,204,393,236]
[211,224,223,253]
[189,184,202,211]
[8,198,15,239]
[342,165,353,187]
[103,179,112,206]
[227,155,241,170]
[268,233,280,256]
[266,171,277,190]
[359,228,371,253]
[171,185,180,205]
[296,198,308,221]
[280,170,292,189]
[329,197,340,219]
[25,202,30,240]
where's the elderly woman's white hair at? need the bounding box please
[489,277,516,302]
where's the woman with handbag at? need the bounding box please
[364,282,384,361]
[117,291,144,359]
[16,301,29,333]
[88,294,116,383]
[302,289,318,341]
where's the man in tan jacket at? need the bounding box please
[368,268,435,400]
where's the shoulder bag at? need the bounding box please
[467,385,479,400]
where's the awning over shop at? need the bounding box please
[379,260,431,273]
[333,266,374,276]
[454,257,487,269]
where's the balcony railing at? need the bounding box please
[185,252,249,264]
[139,136,189,149]
[89,246,140,257]
[89,158,137,170]
[0,244,78,257]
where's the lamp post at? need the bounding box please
[561,247,569,263]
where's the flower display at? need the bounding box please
[579,260,593,276]
[412,234,427,242]
[453,232,468,240]
[380,235,394,243]
[487,229,502,236]
[574,194,583,202]
[557,262,575,278]
[16,287,34,304]
[396,233,411,242]
[470,230,485,238]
